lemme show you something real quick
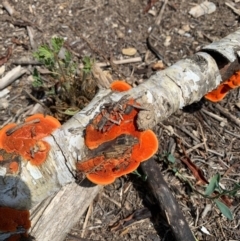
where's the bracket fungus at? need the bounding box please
[110,80,132,92]
[0,206,31,240]
[0,114,61,166]
[205,71,240,102]
[77,81,159,185]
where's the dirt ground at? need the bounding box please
[1,0,240,240]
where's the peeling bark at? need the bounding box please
[0,29,240,241]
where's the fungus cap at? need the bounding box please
[205,71,240,102]
[80,81,159,185]
[0,114,61,166]
[110,80,132,92]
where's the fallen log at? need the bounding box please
[0,29,240,241]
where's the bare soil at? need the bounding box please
[0,0,240,241]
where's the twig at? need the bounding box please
[81,202,93,238]
[3,1,37,50]
[154,0,169,26]
[102,193,121,208]
[201,108,228,123]
[201,204,212,219]
[198,123,208,152]
[224,129,240,139]
[225,2,240,16]
[2,1,15,15]
[217,218,226,240]
[98,57,142,66]
[186,142,205,154]
[215,103,240,127]
[6,119,40,136]
[147,0,169,65]
[207,149,225,157]
[177,126,201,143]
[0,66,26,90]
[27,26,37,50]
[158,122,192,148]
[23,90,51,114]
[10,60,42,65]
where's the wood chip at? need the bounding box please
[122,47,137,56]
[189,1,216,18]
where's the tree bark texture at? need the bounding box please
[0,29,240,241]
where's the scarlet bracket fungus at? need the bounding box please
[110,80,132,92]
[78,81,158,185]
[205,71,240,102]
[0,206,30,239]
[0,114,61,166]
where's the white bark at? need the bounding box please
[0,29,240,241]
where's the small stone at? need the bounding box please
[163,36,171,47]
[152,61,165,70]
[0,98,9,109]
[148,9,156,16]
[189,1,216,18]
[112,23,118,28]
[122,47,137,56]
[178,29,185,36]
[116,29,125,39]
[182,24,190,32]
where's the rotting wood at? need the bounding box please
[141,158,196,241]
[0,29,240,241]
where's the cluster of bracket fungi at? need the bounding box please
[77,80,159,185]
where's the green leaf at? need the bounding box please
[33,45,55,69]
[204,173,220,196]
[59,108,79,116]
[167,153,176,163]
[32,68,43,88]
[34,45,53,60]
[82,56,93,74]
[51,37,64,53]
[214,199,233,220]
[132,169,147,181]
[64,50,72,67]
[132,169,141,177]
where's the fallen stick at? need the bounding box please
[0,65,26,90]
[141,158,195,241]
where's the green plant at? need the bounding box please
[132,169,148,181]
[82,56,94,75]
[158,152,240,220]
[32,68,43,88]
[203,173,240,220]
[31,37,97,121]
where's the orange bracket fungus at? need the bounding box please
[0,206,31,240]
[77,81,159,185]
[205,70,240,102]
[110,80,132,92]
[0,113,61,166]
